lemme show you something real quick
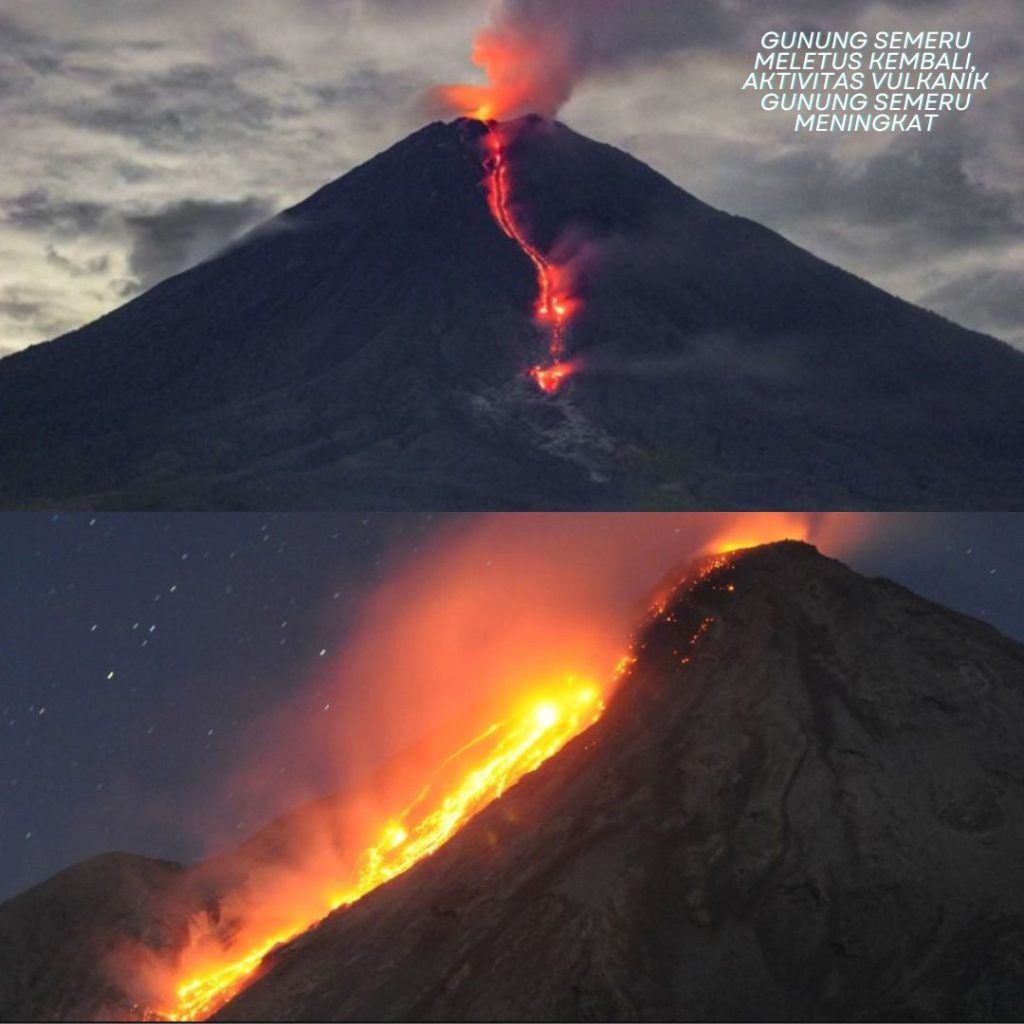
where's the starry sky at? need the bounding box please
[1,511,1022,902]
[0,0,1022,355]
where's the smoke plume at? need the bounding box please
[430,0,733,121]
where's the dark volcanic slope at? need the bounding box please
[0,853,185,1022]
[1,118,1023,509]
[217,542,1024,1022]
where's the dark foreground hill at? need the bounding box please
[2,542,1024,1020]
[0,853,185,1021]
[1,118,1023,509]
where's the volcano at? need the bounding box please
[1,118,1023,509]
[4,541,1024,1021]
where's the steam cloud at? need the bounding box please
[432,0,721,121]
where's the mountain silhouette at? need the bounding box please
[3,542,1024,1020]
[0,117,1022,509]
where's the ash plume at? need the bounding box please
[430,0,726,121]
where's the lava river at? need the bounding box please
[149,682,605,1021]
[480,121,578,394]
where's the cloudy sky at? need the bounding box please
[1,0,1022,356]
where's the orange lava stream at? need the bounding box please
[156,683,605,1022]
[481,122,578,393]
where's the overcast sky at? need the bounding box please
[0,0,1021,356]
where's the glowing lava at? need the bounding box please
[155,683,604,1022]
[481,123,578,393]
[704,513,816,556]
[432,4,583,392]
[529,360,576,395]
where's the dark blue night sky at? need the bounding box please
[1,512,1021,901]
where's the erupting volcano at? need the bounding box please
[433,6,584,393]
[2,107,1024,508]
[7,537,1024,1022]
[143,541,754,1022]
[5,513,835,1024]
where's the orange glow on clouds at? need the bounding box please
[433,13,576,122]
[706,512,815,554]
[704,512,874,557]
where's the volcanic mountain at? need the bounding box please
[1,117,1023,510]
[4,541,1024,1021]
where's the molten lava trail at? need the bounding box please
[481,123,576,394]
[154,684,605,1022]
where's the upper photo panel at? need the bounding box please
[0,1,1021,510]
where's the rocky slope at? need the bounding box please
[1,118,1022,509]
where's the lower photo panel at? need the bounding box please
[1,511,1022,1022]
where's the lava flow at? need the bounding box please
[153,682,604,1022]
[481,123,578,394]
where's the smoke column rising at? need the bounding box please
[432,0,580,119]
[431,0,728,121]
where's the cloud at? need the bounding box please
[62,58,285,151]
[923,267,1024,346]
[714,128,1022,252]
[526,0,737,60]
[0,282,84,349]
[0,11,68,76]
[847,134,1023,243]
[0,293,48,324]
[122,197,275,291]
[4,189,111,237]
[2,188,275,293]
[44,245,110,277]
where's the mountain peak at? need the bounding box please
[1,118,1023,509]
